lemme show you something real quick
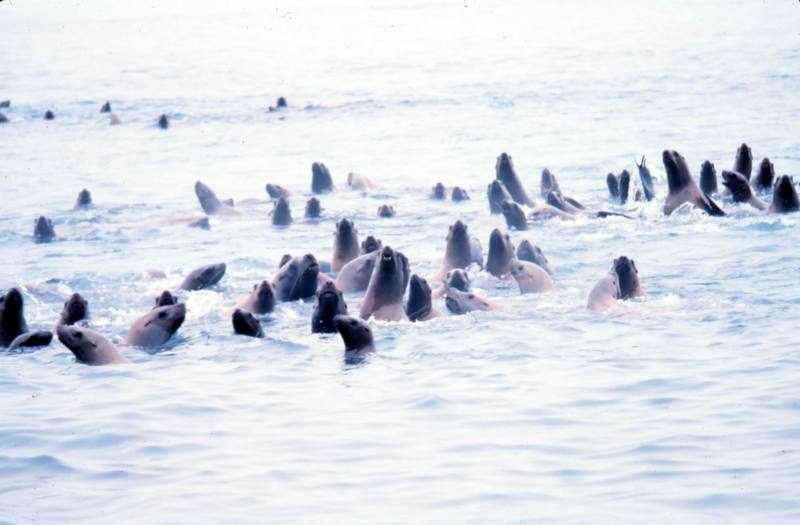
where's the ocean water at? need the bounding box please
[2,0,800,523]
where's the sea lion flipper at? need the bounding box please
[701,193,725,217]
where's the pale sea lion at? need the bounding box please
[312,282,348,333]
[335,252,379,293]
[232,309,263,337]
[155,290,178,308]
[509,259,554,294]
[8,331,53,351]
[451,187,470,201]
[332,218,360,272]
[501,200,528,230]
[195,181,237,215]
[235,281,275,314]
[516,240,552,275]
[662,150,724,216]
[734,143,753,180]
[100,101,111,113]
[360,246,409,321]
[333,315,375,355]
[377,204,396,217]
[311,162,333,193]
[721,170,767,210]
[58,293,88,326]
[266,183,290,199]
[125,303,186,347]
[496,153,534,206]
[444,288,496,315]
[33,216,55,243]
[486,228,515,278]
[635,156,656,201]
[305,197,322,218]
[700,161,718,195]
[272,254,319,301]
[180,263,226,291]
[73,189,92,210]
[347,173,375,190]
[752,158,775,191]
[487,180,512,214]
[158,114,169,129]
[405,274,441,322]
[770,175,799,213]
[361,235,382,254]
[272,197,292,226]
[0,288,28,347]
[57,325,128,365]
[431,182,447,200]
[587,271,620,313]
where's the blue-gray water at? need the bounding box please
[2,1,800,523]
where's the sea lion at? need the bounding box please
[180,263,226,291]
[444,269,470,292]
[335,252,379,293]
[58,293,88,325]
[311,162,333,193]
[752,158,775,191]
[431,182,447,200]
[586,271,620,312]
[361,235,382,254]
[232,309,263,337]
[360,246,409,321]
[613,256,644,299]
[0,112,8,124]
[770,175,799,213]
[487,180,512,214]
[516,240,552,275]
[495,152,534,206]
[405,274,441,322]
[44,110,55,120]
[109,113,121,126]
[606,173,620,200]
[444,288,496,315]
[100,101,111,113]
[0,288,28,347]
[272,254,319,301]
[509,259,554,294]
[377,204,396,217]
[332,219,360,272]
[618,170,631,204]
[700,161,718,195]
[8,331,53,351]
[188,217,210,230]
[545,191,581,215]
[486,228,515,278]
[540,168,561,198]
[155,290,178,308]
[272,197,292,226]
[266,183,290,199]
[269,97,288,112]
[501,200,528,230]
[347,173,375,190]
[195,181,237,216]
[635,156,656,201]
[312,282,348,333]
[158,114,169,129]
[333,315,375,355]
[305,197,322,218]
[0,100,9,108]
[451,187,470,201]
[33,216,55,243]
[235,281,276,315]
[721,171,767,210]
[437,220,476,277]
[73,189,92,210]
[734,143,753,180]
[662,150,725,216]
[125,303,186,347]
[57,325,128,365]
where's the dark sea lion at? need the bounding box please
[361,235,382,254]
[236,281,276,315]
[266,183,290,199]
[377,204,396,217]
[587,271,620,312]
[770,175,799,213]
[44,110,55,120]
[0,100,9,108]
[232,309,263,337]
[635,156,656,201]
[444,288,495,315]
[540,168,561,198]
[155,290,178,308]
[73,189,92,210]
[431,182,447,200]
[278,254,292,269]
[606,173,620,199]
[312,282,348,333]
[662,150,725,216]
[444,269,470,292]
[438,220,474,277]
[194,181,237,215]
[311,162,333,193]
[272,197,292,226]
[612,256,644,300]
[700,161,718,195]
[100,101,111,113]
[516,240,552,275]
[721,171,767,210]
[58,293,88,325]
[8,331,53,351]
[158,114,169,129]
[360,246,409,321]
[33,216,55,243]
[618,170,631,204]
[57,325,128,365]
[305,197,322,218]
[733,143,753,180]
[180,263,226,291]
[269,97,288,112]
[501,200,528,230]
[335,252,379,293]
[509,259,554,293]
[545,191,571,213]
[451,187,470,201]
[272,254,319,301]
[405,274,441,322]
[752,158,775,191]
[487,180,512,214]
[495,152,534,206]
[125,303,186,347]
[486,228,515,278]
[332,218,360,272]
[188,217,210,230]
[333,315,375,355]
[0,112,8,124]
[0,288,28,347]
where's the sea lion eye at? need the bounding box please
[75,332,83,339]
[158,311,168,319]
